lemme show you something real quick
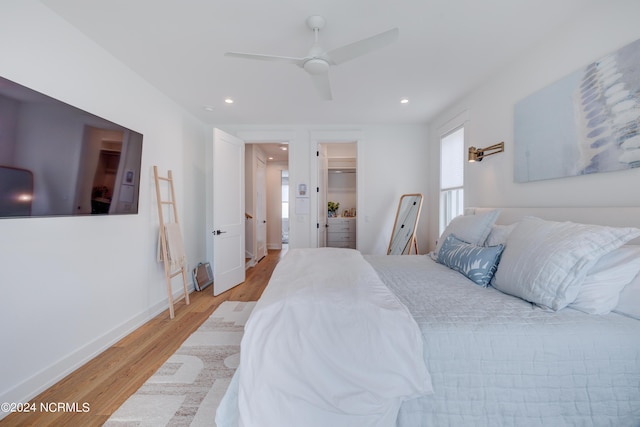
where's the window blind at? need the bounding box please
[440,127,464,190]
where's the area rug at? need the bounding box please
[104,301,255,427]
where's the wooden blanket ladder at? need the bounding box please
[154,166,190,319]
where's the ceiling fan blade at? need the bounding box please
[309,72,332,101]
[225,51,304,65]
[325,27,399,65]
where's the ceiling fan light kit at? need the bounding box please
[225,16,399,100]
[304,58,329,75]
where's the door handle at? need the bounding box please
[214,230,227,235]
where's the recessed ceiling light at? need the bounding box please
[203,105,215,111]
[224,98,234,104]
[268,156,274,160]
[280,146,288,151]
[400,98,409,104]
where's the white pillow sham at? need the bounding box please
[569,245,640,315]
[433,209,500,261]
[614,268,640,320]
[485,223,517,247]
[492,216,640,311]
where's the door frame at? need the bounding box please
[237,130,294,248]
[309,130,364,249]
[254,154,267,261]
[317,144,328,248]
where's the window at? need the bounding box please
[439,126,465,235]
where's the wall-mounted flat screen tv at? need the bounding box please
[0,75,143,218]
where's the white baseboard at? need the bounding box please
[0,284,195,420]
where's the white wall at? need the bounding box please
[427,1,640,250]
[354,125,430,254]
[221,125,430,255]
[328,172,357,214]
[0,1,208,410]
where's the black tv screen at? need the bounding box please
[0,75,143,218]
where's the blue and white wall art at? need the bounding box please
[514,38,640,182]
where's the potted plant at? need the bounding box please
[328,201,340,217]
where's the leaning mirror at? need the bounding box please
[387,193,423,255]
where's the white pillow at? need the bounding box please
[492,217,640,311]
[614,268,640,320]
[433,209,500,261]
[570,245,640,315]
[485,223,517,247]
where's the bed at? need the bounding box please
[216,208,640,427]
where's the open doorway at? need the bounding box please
[245,142,289,268]
[318,142,357,249]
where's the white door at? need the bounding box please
[255,156,267,261]
[317,145,328,247]
[206,128,245,295]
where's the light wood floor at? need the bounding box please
[1,249,285,427]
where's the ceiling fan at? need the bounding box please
[224,16,399,101]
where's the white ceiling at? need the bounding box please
[41,0,599,126]
[251,142,290,163]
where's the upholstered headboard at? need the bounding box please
[466,207,640,245]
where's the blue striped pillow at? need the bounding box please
[437,234,504,287]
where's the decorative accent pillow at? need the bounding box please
[492,216,640,311]
[433,209,500,261]
[437,234,505,287]
[570,245,640,315]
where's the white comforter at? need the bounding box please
[225,248,432,427]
